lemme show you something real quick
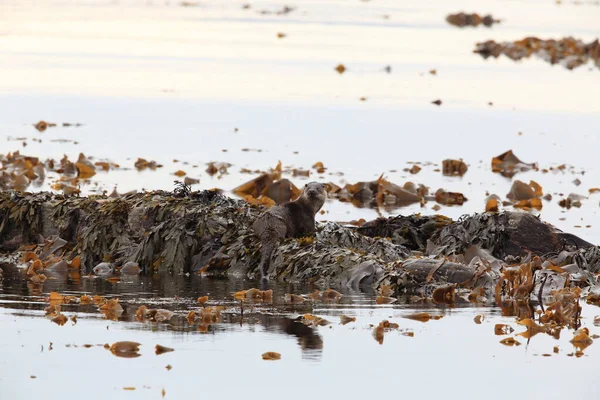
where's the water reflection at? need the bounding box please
[498,299,535,319]
[1,260,598,363]
[0,263,331,357]
[246,314,324,360]
[2,263,600,400]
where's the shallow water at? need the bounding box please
[1,272,600,400]
[1,0,600,398]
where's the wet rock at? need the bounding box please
[150,309,175,323]
[76,153,96,179]
[380,258,493,296]
[120,261,141,275]
[401,258,490,286]
[39,237,68,260]
[358,214,453,251]
[93,262,114,276]
[320,222,410,262]
[340,260,385,289]
[0,192,597,294]
[233,164,282,200]
[45,260,69,273]
[135,158,162,171]
[431,211,593,260]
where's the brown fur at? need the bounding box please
[253,182,327,278]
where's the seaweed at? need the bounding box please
[1,191,599,296]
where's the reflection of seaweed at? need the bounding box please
[260,314,323,359]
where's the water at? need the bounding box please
[1,0,599,241]
[1,271,599,399]
[1,0,600,398]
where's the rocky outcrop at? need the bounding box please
[0,190,597,295]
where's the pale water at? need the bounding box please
[1,0,600,398]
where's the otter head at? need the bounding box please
[302,182,328,214]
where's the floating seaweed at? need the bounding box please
[474,37,600,70]
[446,12,500,28]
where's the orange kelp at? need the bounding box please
[446,12,500,27]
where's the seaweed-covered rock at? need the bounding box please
[379,258,494,295]
[1,192,597,295]
[319,222,410,262]
[357,214,453,251]
[430,211,593,260]
[0,191,411,283]
[551,246,600,274]
[203,222,409,289]
[0,190,260,274]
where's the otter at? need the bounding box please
[253,182,327,279]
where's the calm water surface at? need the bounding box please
[1,0,600,398]
[1,270,600,400]
[1,0,599,241]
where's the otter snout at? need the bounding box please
[307,188,321,197]
[304,182,326,198]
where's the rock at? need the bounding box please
[432,211,592,260]
[120,261,141,275]
[0,192,597,294]
[93,262,114,276]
